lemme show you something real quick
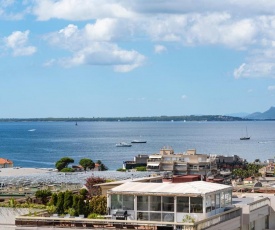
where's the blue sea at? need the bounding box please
[0,121,274,170]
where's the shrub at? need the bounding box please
[116,168,126,172]
[60,167,75,172]
[135,166,147,171]
[88,213,104,219]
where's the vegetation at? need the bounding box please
[96,160,108,171]
[79,158,95,171]
[55,157,74,171]
[35,190,52,205]
[0,115,248,122]
[116,168,126,172]
[135,166,147,171]
[85,176,106,197]
[60,167,75,172]
[88,196,107,215]
[88,213,104,219]
[232,163,262,178]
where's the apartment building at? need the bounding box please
[146,147,217,176]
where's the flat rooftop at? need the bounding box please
[108,181,232,196]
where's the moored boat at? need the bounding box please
[116,142,132,147]
[131,140,147,143]
[240,127,250,140]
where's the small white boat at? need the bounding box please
[28,129,36,132]
[131,140,147,143]
[116,142,132,147]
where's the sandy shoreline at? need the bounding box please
[0,167,53,177]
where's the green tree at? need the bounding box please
[56,192,65,214]
[77,196,86,216]
[49,193,58,206]
[60,167,75,172]
[79,158,95,171]
[96,160,108,171]
[135,166,147,171]
[89,195,107,215]
[63,190,73,212]
[79,188,88,198]
[35,190,52,205]
[55,157,74,171]
[72,195,80,216]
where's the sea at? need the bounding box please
[0,121,274,170]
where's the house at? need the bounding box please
[259,164,274,177]
[123,154,149,170]
[107,181,233,224]
[0,158,13,168]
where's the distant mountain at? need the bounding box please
[245,106,275,120]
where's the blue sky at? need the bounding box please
[0,0,274,118]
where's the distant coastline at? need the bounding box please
[0,115,258,122]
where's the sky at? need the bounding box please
[0,0,275,118]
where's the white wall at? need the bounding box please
[0,207,31,225]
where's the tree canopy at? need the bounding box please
[79,158,95,171]
[55,157,74,171]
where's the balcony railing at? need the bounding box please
[15,207,242,230]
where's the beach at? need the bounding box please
[0,167,53,177]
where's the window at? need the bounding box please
[206,194,216,212]
[123,195,134,210]
[150,212,161,221]
[162,213,174,222]
[177,197,189,213]
[225,191,232,205]
[138,212,149,221]
[250,220,255,230]
[162,196,174,212]
[150,196,161,211]
[215,193,220,209]
[111,194,122,209]
[111,195,134,210]
[190,197,203,213]
[220,192,225,208]
[265,216,269,229]
[137,196,148,211]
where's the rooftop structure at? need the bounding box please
[107,181,233,223]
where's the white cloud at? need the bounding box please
[0,0,29,20]
[10,0,275,77]
[154,45,167,54]
[32,0,135,21]
[45,24,145,72]
[234,63,246,79]
[43,59,56,67]
[4,30,37,56]
[268,85,275,91]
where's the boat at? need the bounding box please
[131,140,147,143]
[240,127,250,140]
[116,142,132,147]
[75,122,78,126]
[28,129,36,132]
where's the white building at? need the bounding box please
[107,181,239,229]
[146,148,217,176]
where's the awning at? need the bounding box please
[147,162,160,166]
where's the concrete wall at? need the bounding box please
[0,207,30,225]
[205,216,241,230]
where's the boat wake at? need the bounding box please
[28,129,36,132]
[258,141,268,144]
